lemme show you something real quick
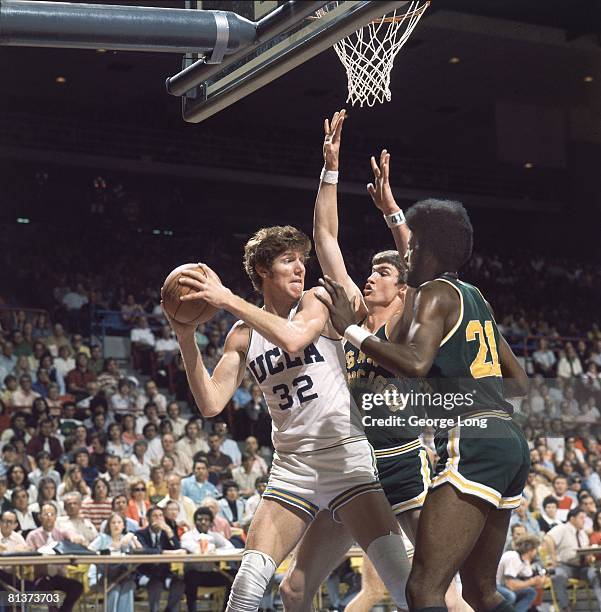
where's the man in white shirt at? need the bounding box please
[181,507,234,612]
[166,402,188,440]
[0,510,28,587]
[154,325,179,361]
[532,338,556,377]
[496,534,544,611]
[135,379,167,416]
[241,477,268,529]
[176,419,209,457]
[232,453,262,498]
[544,509,601,610]
[157,475,196,528]
[56,492,98,545]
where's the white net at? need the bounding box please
[317,1,430,107]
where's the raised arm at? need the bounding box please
[179,265,329,354]
[313,109,364,308]
[168,314,248,419]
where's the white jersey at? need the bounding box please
[245,298,364,454]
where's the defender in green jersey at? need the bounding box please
[319,199,529,612]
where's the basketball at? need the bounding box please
[161,263,217,325]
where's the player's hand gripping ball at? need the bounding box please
[161,263,218,325]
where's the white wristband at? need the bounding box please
[320,167,339,184]
[343,324,373,348]
[384,210,406,228]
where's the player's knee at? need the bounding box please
[460,576,500,611]
[227,550,277,612]
[279,573,310,612]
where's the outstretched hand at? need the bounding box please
[178,263,232,310]
[323,109,346,171]
[315,275,358,335]
[367,149,398,214]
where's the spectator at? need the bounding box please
[579,494,597,532]
[28,476,62,517]
[57,492,98,545]
[29,451,61,488]
[205,433,233,486]
[236,383,269,440]
[13,355,31,380]
[141,422,163,465]
[11,331,31,358]
[537,496,561,533]
[26,418,63,462]
[32,312,52,340]
[0,375,18,409]
[53,344,75,379]
[65,353,96,402]
[181,507,234,612]
[88,512,141,612]
[0,444,16,479]
[120,294,145,325]
[0,510,28,583]
[135,506,185,612]
[97,358,124,397]
[12,374,40,409]
[550,476,577,521]
[243,436,269,476]
[218,481,245,528]
[0,342,17,384]
[147,466,167,504]
[160,433,192,478]
[557,346,584,380]
[89,432,109,473]
[157,474,196,528]
[505,524,527,552]
[74,449,99,488]
[176,419,209,457]
[100,494,140,533]
[241,476,268,529]
[87,344,103,377]
[120,413,138,447]
[7,464,36,504]
[106,422,131,458]
[131,439,151,481]
[496,534,544,611]
[135,379,167,416]
[130,316,155,374]
[590,510,601,548]
[70,334,90,359]
[81,478,112,529]
[154,325,179,375]
[544,508,601,610]
[32,367,52,398]
[232,452,263,498]
[126,479,150,529]
[0,412,30,446]
[135,401,161,435]
[57,465,91,501]
[213,421,241,466]
[25,503,85,612]
[181,459,219,505]
[10,486,39,537]
[102,454,129,499]
[165,402,187,439]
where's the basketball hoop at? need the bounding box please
[316,1,430,107]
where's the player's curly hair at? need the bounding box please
[405,199,473,270]
[372,250,407,286]
[244,226,311,292]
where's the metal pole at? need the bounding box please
[166,0,329,97]
[0,0,255,53]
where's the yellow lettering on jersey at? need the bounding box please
[466,320,502,378]
[357,351,367,364]
[346,351,355,370]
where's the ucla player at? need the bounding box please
[318,199,530,612]
[168,226,411,611]
[280,110,464,612]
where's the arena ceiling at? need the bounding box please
[0,0,600,156]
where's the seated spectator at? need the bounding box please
[580,494,597,532]
[244,436,269,476]
[12,438,33,474]
[176,419,209,457]
[135,401,162,435]
[12,330,32,358]
[97,358,124,397]
[126,479,150,529]
[65,353,96,402]
[141,422,163,465]
[181,507,234,612]
[57,465,91,501]
[557,346,583,380]
[538,496,561,533]
[590,510,601,548]
[106,422,131,458]
[136,379,167,416]
[505,524,527,553]
[13,355,31,381]
[160,433,192,478]
[120,413,138,447]
[57,492,98,545]
[89,432,109,474]
[232,452,263,498]
[12,374,40,409]
[135,506,185,612]
[32,367,52,398]
[181,459,219,505]
[39,354,66,394]
[0,510,28,585]
[120,294,145,325]
[26,418,63,462]
[28,340,48,372]
[102,454,129,499]
[0,342,17,385]
[496,534,545,612]
[130,316,155,374]
[241,476,268,529]
[166,401,187,439]
[544,508,601,610]
[218,481,245,528]
[31,396,50,423]
[100,494,140,533]
[131,439,151,481]
[232,375,253,410]
[81,478,112,530]
[53,344,75,379]
[157,474,196,529]
[87,344,103,377]
[32,312,52,341]
[29,451,61,488]
[0,412,30,447]
[236,384,269,441]
[213,421,241,467]
[7,464,36,504]
[29,476,62,517]
[205,433,233,486]
[73,449,99,488]
[10,486,39,537]
[201,497,232,540]
[154,325,179,381]
[550,476,577,521]
[163,499,189,537]
[578,396,600,424]
[76,381,102,411]
[88,512,141,611]
[25,503,84,612]
[147,466,167,504]
[0,444,16,479]
[0,375,18,409]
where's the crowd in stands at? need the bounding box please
[0,221,600,611]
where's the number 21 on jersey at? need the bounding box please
[466,320,502,379]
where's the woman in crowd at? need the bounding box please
[147,466,167,504]
[89,512,141,612]
[107,422,131,458]
[160,455,176,481]
[81,478,112,529]
[58,465,91,501]
[130,440,151,481]
[29,476,63,516]
[121,414,138,447]
[7,464,36,504]
[126,479,149,529]
[31,397,49,422]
